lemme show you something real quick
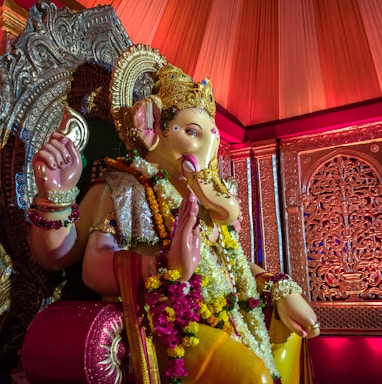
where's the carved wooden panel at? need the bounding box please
[252,140,284,273]
[217,137,232,179]
[280,122,382,334]
[231,140,284,273]
[303,150,382,301]
[231,144,256,263]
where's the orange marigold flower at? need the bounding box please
[165,269,181,282]
[154,213,163,222]
[222,324,234,335]
[150,203,160,212]
[207,315,219,328]
[167,345,185,358]
[182,335,200,347]
[162,239,171,247]
[145,275,161,291]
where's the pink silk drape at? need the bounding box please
[21,0,382,129]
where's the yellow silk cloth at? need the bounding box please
[162,321,313,384]
[115,251,314,384]
[182,324,273,384]
[269,315,314,384]
[272,333,301,383]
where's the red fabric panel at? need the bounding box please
[313,0,380,108]
[227,0,279,126]
[308,336,382,384]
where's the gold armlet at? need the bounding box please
[89,211,118,236]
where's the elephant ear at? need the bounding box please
[110,44,167,152]
[131,96,162,152]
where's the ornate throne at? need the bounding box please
[0,2,137,382]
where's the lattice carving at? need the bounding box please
[312,304,382,333]
[303,153,382,301]
[218,137,232,179]
[255,154,284,274]
[232,157,254,262]
[280,122,382,333]
[231,145,255,262]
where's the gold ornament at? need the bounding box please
[155,64,216,117]
[110,44,216,148]
[307,321,320,331]
[110,44,167,135]
[188,157,229,197]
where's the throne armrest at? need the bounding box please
[115,250,161,384]
[22,301,129,384]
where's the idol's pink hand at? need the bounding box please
[276,293,320,339]
[32,132,82,197]
[167,193,200,281]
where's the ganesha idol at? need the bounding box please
[26,44,319,384]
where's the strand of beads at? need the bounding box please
[28,203,80,229]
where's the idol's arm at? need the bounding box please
[250,262,320,338]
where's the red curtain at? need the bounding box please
[39,0,382,127]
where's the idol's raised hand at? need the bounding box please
[167,193,201,281]
[32,132,82,199]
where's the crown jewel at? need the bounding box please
[155,64,216,117]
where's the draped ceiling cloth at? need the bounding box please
[20,0,382,130]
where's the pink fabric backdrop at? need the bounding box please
[16,0,382,130]
[59,0,382,127]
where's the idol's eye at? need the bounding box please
[186,128,197,137]
[185,124,201,137]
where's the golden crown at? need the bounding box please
[155,64,216,117]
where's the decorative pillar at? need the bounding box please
[251,139,284,273]
[0,0,27,54]
[231,139,283,273]
[230,143,256,263]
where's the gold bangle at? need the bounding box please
[32,197,74,211]
[307,321,320,331]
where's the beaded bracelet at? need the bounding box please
[261,273,302,307]
[28,203,80,229]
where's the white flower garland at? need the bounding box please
[130,155,279,378]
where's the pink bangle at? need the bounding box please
[28,203,80,229]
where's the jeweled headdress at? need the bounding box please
[110,44,216,125]
[154,64,216,117]
[110,45,216,152]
